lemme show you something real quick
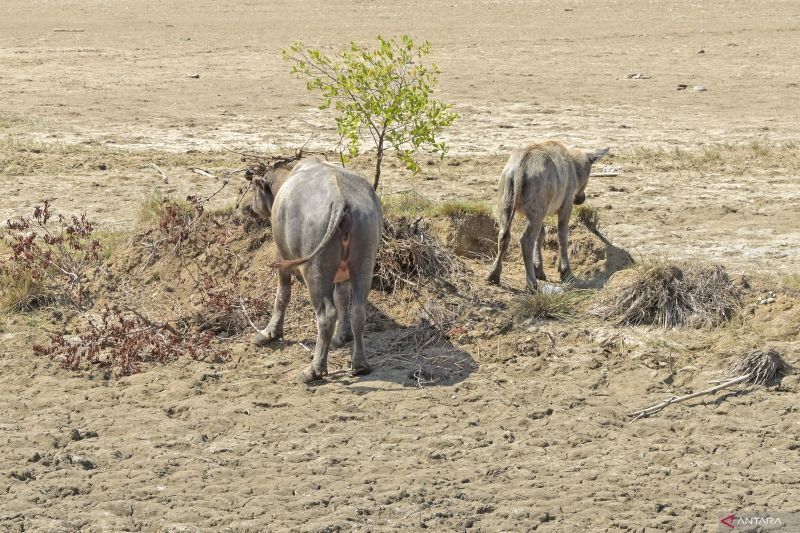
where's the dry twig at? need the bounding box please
[629,348,793,421]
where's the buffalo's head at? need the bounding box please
[574,147,610,205]
[243,157,300,220]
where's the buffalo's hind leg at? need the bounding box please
[557,205,574,282]
[487,204,514,285]
[299,261,340,384]
[520,212,546,293]
[331,281,353,348]
[254,268,291,346]
[348,271,372,376]
[533,225,547,281]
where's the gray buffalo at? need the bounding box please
[486,141,609,292]
[247,155,383,383]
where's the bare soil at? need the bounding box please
[2,1,800,531]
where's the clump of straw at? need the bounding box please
[595,263,741,328]
[728,348,793,386]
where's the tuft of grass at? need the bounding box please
[94,230,125,261]
[138,191,194,225]
[510,288,588,322]
[780,273,800,291]
[433,199,492,218]
[381,191,434,218]
[573,204,599,233]
[594,262,742,328]
[0,268,50,312]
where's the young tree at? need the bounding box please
[284,35,458,190]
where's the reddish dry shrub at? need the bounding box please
[33,305,227,377]
[196,273,273,336]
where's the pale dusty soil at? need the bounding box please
[1,1,800,532]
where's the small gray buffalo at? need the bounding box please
[247,156,383,383]
[486,141,609,292]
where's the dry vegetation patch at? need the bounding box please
[510,288,588,323]
[618,140,800,173]
[594,262,742,328]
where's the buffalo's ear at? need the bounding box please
[588,147,610,163]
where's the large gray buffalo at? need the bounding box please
[247,155,383,383]
[486,141,609,292]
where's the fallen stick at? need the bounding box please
[591,172,621,177]
[149,163,169,183]
[238,297,261,334]
[191,168,216,178]
[630,349,792,421]
[629,374,751,421]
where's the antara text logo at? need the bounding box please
[720,513,786,530]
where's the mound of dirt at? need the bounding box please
[432,214,498,259]
[542,222,635,285]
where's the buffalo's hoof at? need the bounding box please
[535,269,547,281]
[486,272,501,285]
[253,330,280,347]
[298,367,326,384]
[351,362,372,376]
[331,331,354,348]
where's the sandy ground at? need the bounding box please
[2,1,800,531]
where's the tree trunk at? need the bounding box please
[373,132,385,190]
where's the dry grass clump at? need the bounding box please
[138,191,195,225]
[372,298,474,387]
[373,217,465,292]
[510,288,587,322]
[780,273,800,291]
[572,204,600,234]
[595,262,742,328]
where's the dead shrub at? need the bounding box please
[373,216,465,292]
[195,273,273,336]
[594,262,742,328]
[1,200,101,311]
[33,305,225,377]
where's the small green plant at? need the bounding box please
[284,35,458,190]
[510,289,587,322]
